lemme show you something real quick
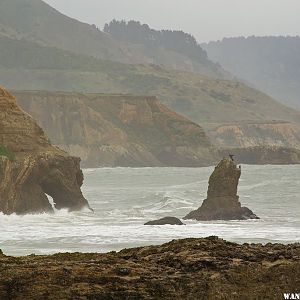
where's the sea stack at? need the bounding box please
[184,158,259,220]
[0,86,91,215]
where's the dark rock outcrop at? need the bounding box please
[184,158,259,220]
[0,86,90,214]
[0,237,299,299]
[144,217,185,225]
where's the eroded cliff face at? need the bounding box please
[15,91,218,167]
[207,122,300,149]
[12,91,300,166]
[0,87,90,215]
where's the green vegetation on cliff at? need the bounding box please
[0,145,15,161]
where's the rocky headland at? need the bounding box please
[0,237,299,299]
[0,86,90,214]
[184,158,258,220]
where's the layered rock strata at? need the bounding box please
[15,91,218,167]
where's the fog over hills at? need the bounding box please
[0,0,227,78]
[0,0,134,63]
[103,20,228,77]
[1,34,299,128]
[203,36,300,109]
[1,0,300,160]
[1,2,300,294]
[43,0,300,42]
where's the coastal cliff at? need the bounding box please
[0,86,90,214]
[15,91,218,167]
[208,121,300,149]
[11,90,300,167]
[207,122,300,164]
[0,237,299,299]
[220,146,300,165]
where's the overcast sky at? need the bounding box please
[43,0,300,42]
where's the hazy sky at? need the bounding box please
[43,0,300,42]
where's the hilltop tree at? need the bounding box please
[103,20,208,63]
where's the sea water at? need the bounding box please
[1,165,300,256]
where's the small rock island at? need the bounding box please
[144,216,185,225]
[184,157,259,220]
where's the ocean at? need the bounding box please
[1,165,300,256]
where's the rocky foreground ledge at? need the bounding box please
[0,237,299,300]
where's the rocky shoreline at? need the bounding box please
[0,237,299,300]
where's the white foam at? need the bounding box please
[1,165,300,256]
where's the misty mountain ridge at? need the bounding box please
[1,9,300,146]
[1,0,300,160]
[0,0,134,62]
[1,33,299,129]
[203,35,300,109]
[103,20,229,77]
[103,20,209,62]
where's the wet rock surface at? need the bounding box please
[0,237,299,299]
[144,216,185,225]
[0,86,90,214]
[184,158,259,220]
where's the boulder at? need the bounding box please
[0,86,91,214]
[184,158,259,220]
[144,217,185,225]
